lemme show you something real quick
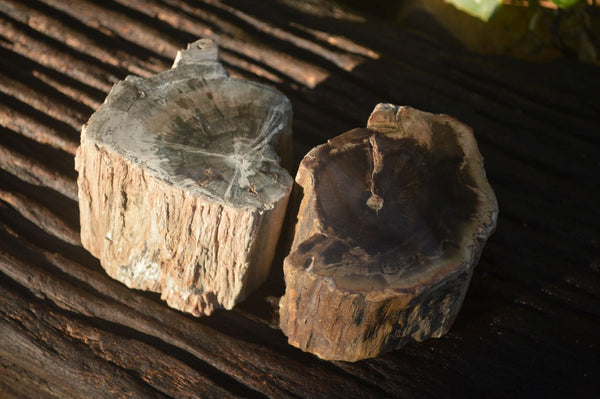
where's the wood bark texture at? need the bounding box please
[0,0,598,397]
[280,104,498,361]
[75,39,293,316]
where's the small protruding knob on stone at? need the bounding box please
[366,102,399,131]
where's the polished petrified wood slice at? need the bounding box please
[75,39,293,316]
[279,103,498,361]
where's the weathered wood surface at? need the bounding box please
[280,104,498,361]
[76,39,293,316]
[0,0,598,397]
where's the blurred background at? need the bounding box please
[338,0,600,63]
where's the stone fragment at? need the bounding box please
[76,39,293,316]
[279,104,498,361]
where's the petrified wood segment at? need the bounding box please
[75,39,293,316]
[280,104,498,361]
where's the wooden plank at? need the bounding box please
[0,279,238,398]
[0,0,599,397]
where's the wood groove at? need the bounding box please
[0,93,79,155]
[0,15,119,92]
[5,0,164,77]
[443,56,600,132]
[0,144,77,201]
[0,44,105,109]
[0,70,86,132]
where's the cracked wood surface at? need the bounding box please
[76,39,293,316]
[0,0,599,397]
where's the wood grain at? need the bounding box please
[280,105,498,361]
[76,39,293,316]
[0,0,598,397]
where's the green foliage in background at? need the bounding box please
[446,0,503,21]
[550,0,579,8]
[448,0,581,22]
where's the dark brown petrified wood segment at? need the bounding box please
[280,103,498,361]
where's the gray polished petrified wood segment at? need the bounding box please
[279,104,498,361]
[75,39,293,316]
